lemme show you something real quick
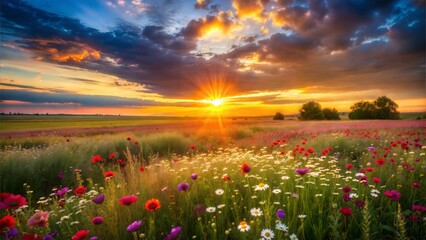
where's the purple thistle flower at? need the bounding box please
[92,216,104,225]
[7,228,19,238]
[178,183,189,192]
[127,220,142,232]
[165,226,182,240]
[276,209,285,219]
[92,194,105,204]
[56,187,69,197]
[295,168,310,176]
[191,173,198,180]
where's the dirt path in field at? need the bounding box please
[1,119,425,138]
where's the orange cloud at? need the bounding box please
[182,11,239,39]
[232,0,267,22]
[24,39,100,63]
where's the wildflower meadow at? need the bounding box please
[0,122,425,239]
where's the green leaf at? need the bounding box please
[382,225,394,232]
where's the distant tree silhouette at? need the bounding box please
[349,96,400,120]
[322,108,341,120]
[348,101,376,119]
[273,112,285,120]
[299,101,324,120]
[374,96,400,119]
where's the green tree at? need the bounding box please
[348,101,376,119]
[273,112,285,120]
[322,108,341,120]
[373,96,400,119]
[299,101,324,120]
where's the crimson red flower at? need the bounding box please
[127,137,131,141]
[355,200,366,208]
[91,155,103,163]
[189,145,196,150]
[384,190,401,201]
[145,198,161,212]
[364,167,374,172]
[343,193,351,202]
[73,186,87,197]
[109,153,115,159]
[72,230,89,240]
[104,171,115,178]
[139,166,145,172]
[134,141,138,145]
[241,163,251,174]
[346,164,353,170]
[222,175,231,182]
[340,207,352,216]
[412,183,421,189]
[120,196,138,206]
[19,233,43,240]
[0,215,15,229]
[372,177,381,183]
[0,194,27,209]
[342,186,352,193]
[375,158,385,166]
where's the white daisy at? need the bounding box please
[349,193,358,198]
[250,207,263,217]
[275,222,288,232]
[237,221,250,232]
[272,189,282,194]
[289,233,298,240]
[206,207,216,213]
[215,189,224,195]
[298,214,306,219]
[217,204,225,209]
[255,183,270,191]
[261,229,274,239]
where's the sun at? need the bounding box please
[212,99,223,107]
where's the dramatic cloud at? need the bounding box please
[181,11,239,39]
[0,0,424,114]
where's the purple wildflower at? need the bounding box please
[191,173,198,180]
[92,194,105,204]
[295,168,310,176]
[177,183,189,192]
[276,209,285,219]
[56,187,69,197]
[165,226,182,240]
[127,220,142,232]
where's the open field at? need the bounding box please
[0,120,425,239]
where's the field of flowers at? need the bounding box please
[1,123,425,239]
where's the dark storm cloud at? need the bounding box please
[0,0,215,97]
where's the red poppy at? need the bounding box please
[375,158,385,166]
[343,193,351,202]
[412,183,421,189]
[0,215,15,229]
[139,166,145,172]
[145,198,161,212]
[372,177,381,183]
[91,155,103,163]
[127,137,131,141]
[119,196,138,206]
[73,186,87,197]
[109,153,115,159]
[72,230,89,240]
[0,194,27,209]
[346,164,353,170]
[222,175,231,182]
[134,141,138,145]
[365,167,374,172]
[241,163,251,174]
[104,171,115,178]
[189,145,196,150]
[340,207,352,216]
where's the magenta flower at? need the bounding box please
[355,200,366,208]
[191,173,198,180]
[27,211,49,228]
[92,194,105,204]
[276,209,285,219]
[412,205,426,212]
[119,196,138,206]
[165,226,182,240]
[127,220,142,232]
[92,216,104,225]
[177,183,189,192]
[384,190,401,202]
[56,187,69,197]
[295,168,310,176]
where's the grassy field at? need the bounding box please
[0,120,425,239]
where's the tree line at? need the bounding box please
[273,96,401,120]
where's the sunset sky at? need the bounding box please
[0,0,425,116]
